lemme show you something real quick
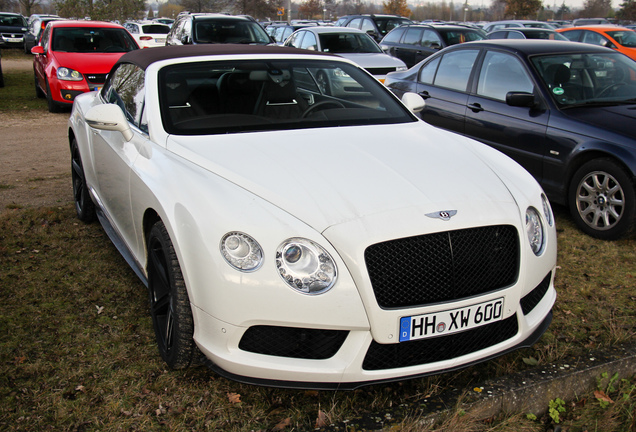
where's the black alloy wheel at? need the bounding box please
[45,77,61,113]
[70,138,96,222]
[568,158,635,240]
[147,221,201,369]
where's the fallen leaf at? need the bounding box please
[315,410,328,428]
[273,417,291,430]
[594,390,614,404]
[75,385,85,392]
[95,305,104,315]
[522,357,539,366]
[227,392,241,404]
[305,390,319,397]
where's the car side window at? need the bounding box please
[287,30,304,47]
[347,18,362,29]
[382,27,405,43]
[582,31,610,47]
[103,63,147,133]
[488,31,508,39]
[508,31,525,39]
[433,49,478,92]
[421,29,442,47]
[561,30,582,42]
[300,31,317,50]
[418,56,440,84]
[477,51,534,101]
[41,26,50,51]
[360,19,375,34]
[403,27,423,45]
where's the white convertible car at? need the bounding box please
[68,44,557,389]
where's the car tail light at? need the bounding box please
[140,36,153,40]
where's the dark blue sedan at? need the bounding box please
[385,39,636,240]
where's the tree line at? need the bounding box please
[3,0,636,27]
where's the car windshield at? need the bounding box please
[52,27,138,52]
[318,32,382,53]
[194,19,271,44]
[438,29,485,44]
[606,30,636,47]
[0,14,26,27]
[159,59,415,135]
[531,52,636,106]
[375,17,412,35]
[141,24,170,35]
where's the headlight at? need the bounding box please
[396,66,408,71]
[541,194,553,227]
[220,232,263,271]
[276,238,337,295]
[334,68,350,78]
[526,207,545,256]
[57,67,83,81]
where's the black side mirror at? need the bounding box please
[506,91,536,108]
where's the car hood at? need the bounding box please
[564,104,636,140]
[167,122,519,233]
[336,52,406,69]
[51,51,127,72]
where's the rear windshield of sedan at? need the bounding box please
[141,24,170,35]
[319,32,382,53]
[193,19,271,44]
[159,59,416,135]
[52,27,138,53]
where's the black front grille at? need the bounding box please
[239,326,348,360]
[365,225,519,308]
[85,74,107,84]
[363,314,519,370]
[365,67,399,75]
[520,272,551,315]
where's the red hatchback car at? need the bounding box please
[32,20,139,112]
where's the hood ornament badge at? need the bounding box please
[426,210,457,221]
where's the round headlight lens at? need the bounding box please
[276,238,337,295]
[57,67,83,81]
[220,232,263,271]
[526,207,545,256]
[541,194,553,227]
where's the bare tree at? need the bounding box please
[580,0,612,17]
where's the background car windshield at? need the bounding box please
[159,59,414,135]
[194,20,270,44]
[438,29,485,44]
[52,27,137,52]
[0,14,26,26]
[319,33,382,53]
[142,24,170,34]
[531,52,636,105]
[606,30,636,47]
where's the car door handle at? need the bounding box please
[418,91,431,99]
[468,103,484,112]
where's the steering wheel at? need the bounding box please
[597,82,628,98]
[302,100,346,118]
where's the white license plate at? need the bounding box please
[399,297,504,342]
[7,37,21,43]
[155,38,166,43]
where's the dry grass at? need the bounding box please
[0,205,634,431]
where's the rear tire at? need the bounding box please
[568,158,635,240]
[147,221,201,369]
[71,138,96,222]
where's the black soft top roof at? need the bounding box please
[115,44,335,71]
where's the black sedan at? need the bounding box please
[385,40,636,240]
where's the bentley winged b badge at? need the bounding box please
[425,210,457,221]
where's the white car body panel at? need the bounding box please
[68,48,557,388]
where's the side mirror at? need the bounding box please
[430,42,442,50]
[506,91,536,108]
[85,104,134,141]
[181,34,191,45]
[402,92,425,113]
[31,45,44,55]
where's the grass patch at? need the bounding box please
[0,205,634,431]
[0,50,48,113]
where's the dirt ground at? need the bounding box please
[0,58,73,212]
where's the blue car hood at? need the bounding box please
[564,104,636,141]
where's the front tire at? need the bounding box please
[71,138,96,222]
[34,74,44,98]
[147,221,200,369]
[568,158,635,240]
[45,78,61,113]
